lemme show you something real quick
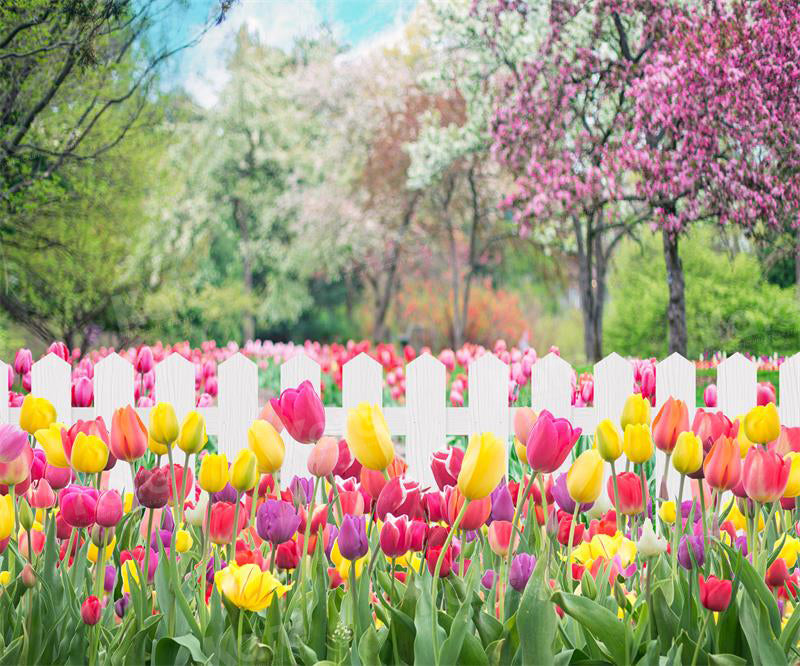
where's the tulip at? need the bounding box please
[81,596,102,625]
[199,453,228,493]
[766,558,790,588]
[380,514,412,558]
[72,377,93,407]
[230,449,258,493]
[109,406,148,462]
[177,410,207,455]
[338,514,368,560]
[620,394,650,430]
[256,500,300,545]
[29,479,56,509]
[248,419,285,474]
[526,410,581,473]
[430,446,464,490]
[514,437,528,466]
[489,482,515,523]
[114,593,130,619]
[149,402,179,446]
[307,436,338,477]
[509,553,536,591]
[703,436,741,491]
[457,432,505,501]
[175,529,192,553]
[0,443,32,487]
[134,467,170,509]
[743,403,780,445]
[147,432,172,456]
[488,520,513,556]
[346,403,395,471]
[70,432,109,474]
[481,570,496,590]
[606,471,643,515]
[60,486,98,528]
[672,431,703,475]
[376,477,423,521]
[637,519,667,556]
[513,408,538,446]
[677,535,705,569]
[659,500,676,524]
[567,450,603,505]
[426,545,452,578]
[652,397,689,454]
[95,490,123,527]
[703,384,717,408]
[698,574,732,611]
[34,424,69,468]
[784,453,800,498]
[14,348,32,376]
[270,380,325,444]
[0,494,13,540]
[623,424,653,464]
[757,381,776,406]
[556,514,584,547]
[742,447,790,503]
[45,464,72,490]
[595,419,622,462]
[30,449,46,482]
[333,438,361,480]
[135,346,154,373]
[553,472,593,514]
[215,562,289,611]
[209,501,247,545]
[185,492,209,527]
[20,395,56,435]
[446,487,491,530]
[775,426,800,456]
[0,424,27,463]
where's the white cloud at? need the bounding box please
[182,0,324,108]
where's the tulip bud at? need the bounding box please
[199,454,228,494]
[17,498,34,532]
[114,593,130,619]
[149,402,179,446]
[346,403,395,471]
[81,595,102,625]
[175,529,192,553]
[743,403,780,445]
[581,569,597,600]
[659,500,676,524]
[96,490,123,528]
[338,514,368,561]
[458,432,505,501]
[672,432,703,475]
[509,553,536,591]
[20,563,36,588]
[177,411,207,455]
[623,424,653,464]
[595,419,622,462]
[230,449,258,493]
[271,381,326,444]
[306,436,337,478]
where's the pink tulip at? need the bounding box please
[60,486,99,528]
[379,514,412,558]
[703,384,718,407]
[72,377,93,407]
[430,447,463,491]
[307,436,338,477]
[375,476,423,521]
[29,479,56,509]
[13,348,32,376]
[270,380,325,444]
[0,443,32,486]
[47,342,69,362]
[526,410,581,473]
[95,489,123,527]
[757,381,776,406]
[775,426,800,455]
[742,447,790,503]
[135,346,154,374]
[513,407,538,446]
[0,423,28,463]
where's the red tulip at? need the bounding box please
[408,520,427,551]
[332,438,361,479]
[426,545,452,577]
[430,447,463,490]
[526,410,581,473]
[488,520,513,556]
[766,558,790,588]
[276,539,299,570]
[703,436,741,491]
[380,514,412,558]
[698,574,732,611]
[423,491,447,523]
[134,466,170,509]
[606,472,644,515]
[557,513,585,547]
[743,447,790,503]
[166,464,193,506]
[209,500,247,545]
[652,397,689,453]
[81,596,102,625]
[375,476,423,521]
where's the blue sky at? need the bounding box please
[168,0,417,107]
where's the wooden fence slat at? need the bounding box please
[279,353,321,487]
[780,353,800,426]
[717,353,757,418]
[154,353,195,425]
[594,353,633,428]
[342,353,383,411]
[95,353,135,491]
[31,353,71,422]
[0,361,8,424]
[468,353,509,473]
[217,353,259,463]
[405,353,446,489]
[531,352,573,418]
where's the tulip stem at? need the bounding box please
[328,475,344,526]
[610,463,621,532]
[565,502,580,590]
[142,509,154,615]
[230,492,242,563]
[201,498,212,630]
[660,453,671,502]
[510,473,536,555]
[538,473,549,540]
[236,608,244,666]
[672,474,686,580]
[248,476,259,547]
[297,475,321,589]
[639,463,649,533]
[165,445,180,534]
[698,481,709,554]
[179,451,191,524]
[690,611,710,666]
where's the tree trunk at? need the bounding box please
[795,229,800,301]
[574,214,605,362]
[662,226,687,356]
[233,197,255,342]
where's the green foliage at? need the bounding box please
[605,228,800,357]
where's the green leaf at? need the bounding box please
[739,594,787,666]
[357,625,385,666]
[780,595,800,653]
[517,567,555,666]
[708,654,749,666]
[551,591,631,666]
[414,576,446,666]
[720,542,781,637]
[438,589,473,666]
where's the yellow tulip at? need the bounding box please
[123,492,134,513]
[247,420,285,474]
[659,500,676,524]
[0,494,14,540]
[567,449,604,504]
[620,394,650,430]
[457,432,505,501]
[743,403,780,445]
[345,403,395,471]
[87,536,116,563]
[623,423,653,464]
[199,453,228,493]
[148,432,173,456]
[215,562,289,611]
[175,529,193,553]
[734,415,754,457]
[775,537,800,569]
[121,558,139,594]
[784,452,800,498]
[0,571,10,586]
[149,402,179,446]
[671,431,703,475]
[513,437,528,466]
[70,432,109,474]
[595,418,622,462]
[20,395,56,435]
[230,449,258,493]
[725,501,765,532]
[34,423,69,468]
[177,411,207,455]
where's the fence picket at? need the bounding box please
[154,353,195,424]
[717,353,757,417]
[95,353,135,490]
[342,353,383,411]
[217,353,259,463]
[279,353,321,486]
[594,353,633,427]
[468,353,509,472]
[780,353,800,426]
[405,353,446,488]
[31,353,71,422]
[530,352,573,418]
[0,361,8,424]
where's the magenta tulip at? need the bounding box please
[60,486,99,528]
[95,489,123,527]
[525,410,581,473]
[270,380,325,444]
[430,447,463,490]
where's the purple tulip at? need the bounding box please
[338,514,368,561]
[509,553,536,591]
[211,483,237,504]
[678,535,705,570]
[552,472,593,514]
[326,525,339,559]
[289,476,314,505]
[114,593,130,619]
[481,569,496,590]
[206,556,225,584]
[151,529,172,551]
[734,534,749,556]
[104,565,117,593]
[0,424,28,463]
[256,500,300,545]
[160,507,175,533]
[489,483,514,523]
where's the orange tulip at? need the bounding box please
[110,406,147,462]
[703,435,741,491]
[652,397,689,454]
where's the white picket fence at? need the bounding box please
[2,350,799,499]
